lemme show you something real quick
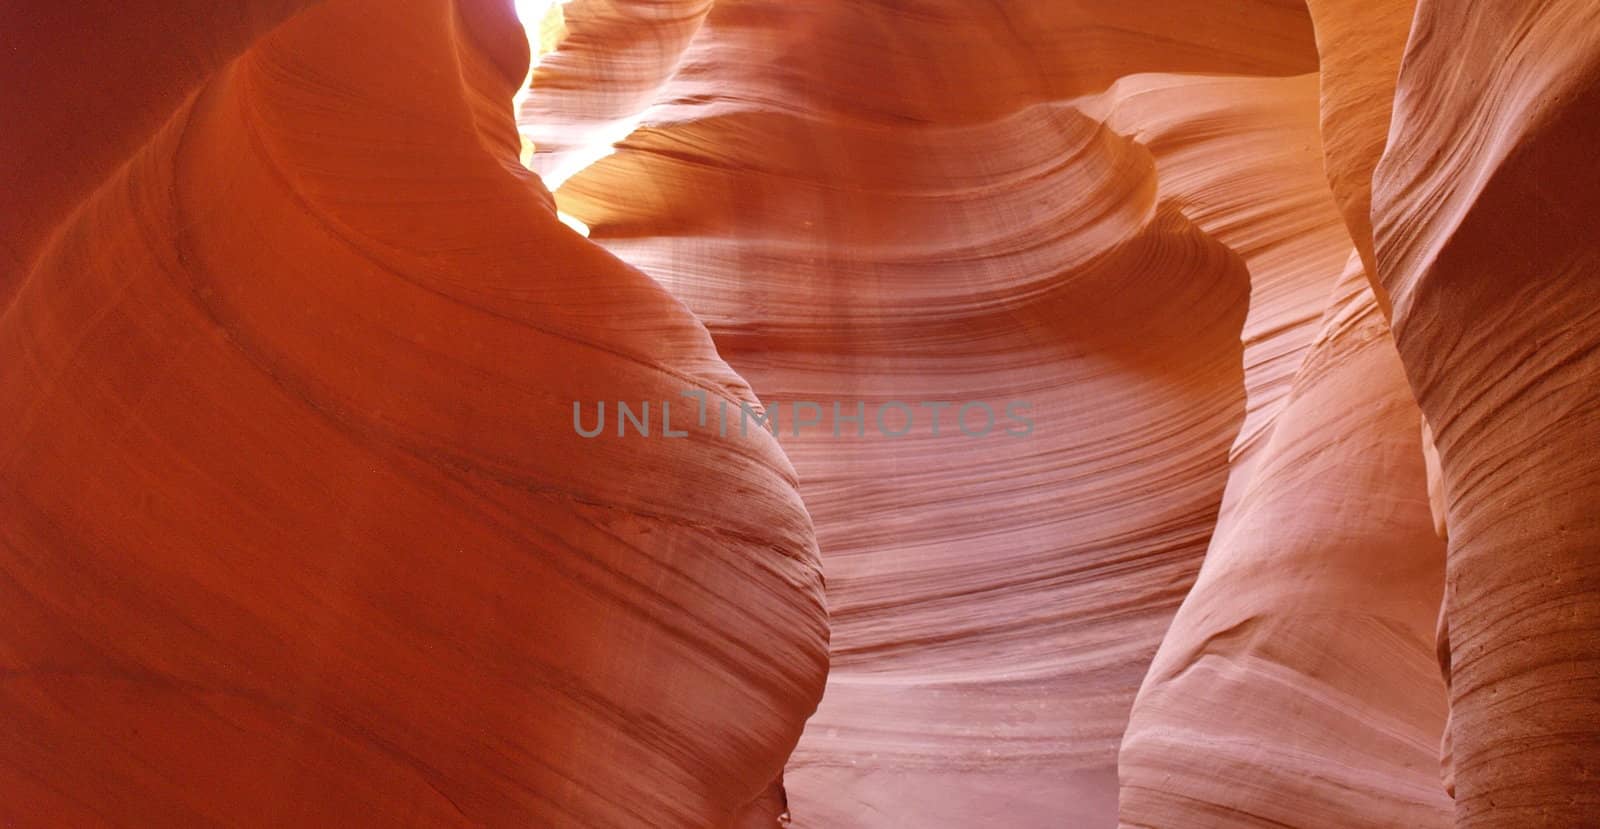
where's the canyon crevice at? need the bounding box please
[3,0,1596,826]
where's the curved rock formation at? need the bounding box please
[1303,0,1415,310]
[524,1,1415,825]
[0,0,316,296]
[1373,1,1600,824]
[553,85,1257,827]
[1,1,826,825]
[8,0,1599,825]
[1120,257,1451,828]
[1107,17,1459,825]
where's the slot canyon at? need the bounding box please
[2,0,1597,826]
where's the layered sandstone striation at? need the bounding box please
[2,1,825,825]
[5,0,1598,826]
[528,0,1598,827]
[1,0,318,295]
[1373,2,1600,824]
[525,0,1456,825]
[1119,257,1452,828]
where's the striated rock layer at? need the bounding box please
[1373,1,1600,824]
[1,1,826,825]
[1115,5,1455,825]
[8,0,1600,825]
[552,82,1258,826]
[523,0,1462,825]
[0,0,316,296]
[1119,257,1451,828]
[1304,0,1415,311]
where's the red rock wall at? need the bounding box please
[0,0,316,296]
[1120,257,1451,828]
[7,0,1599,826]
[1,1,826,825]
[1374,2,1600,824]
[525,1,1455,825]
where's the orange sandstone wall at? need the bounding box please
[0,1,826,825]
[525,1,1457,825]
[1373,1,1600,824]
[8,0,1599,825]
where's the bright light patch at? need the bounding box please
[512,0,556,29]
[511,0,571,173]
[512,0,598,236]
[557,211,591,237]
[512,0,570,56]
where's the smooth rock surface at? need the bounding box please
[8,0,1600,826]
[1374,1,1600,824]
[1120,256,1451,828]
[1,1,826,825]
[524,2,1416,825]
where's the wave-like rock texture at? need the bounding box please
[10,0,1600,825]
[0,1,827,825]
[1303,0,1415,308]
[1373,1,1600,824]
[554,88,1256,828]
[1075,71,1355,491]
[1120,257,1452,828]
[0,0,316,297]
[520,1,1463,824]
[1104,11,1458,824]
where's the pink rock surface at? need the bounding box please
[1303,0,1416,309]
[7,0,1600,825]
[1374,1,1600,823]
[1120,257,1451,828]
[525,2,1419,825]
